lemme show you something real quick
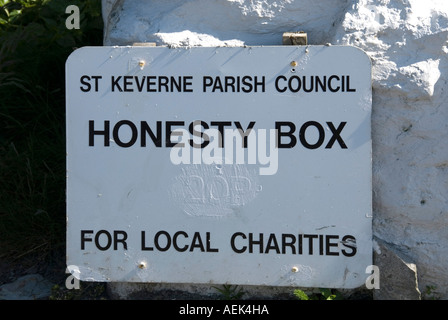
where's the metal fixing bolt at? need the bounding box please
[291,266,299,273]
[138,60,146,69]
[290,61,298,73]
[138,261,147,269]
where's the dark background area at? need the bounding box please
[0,0,104,298]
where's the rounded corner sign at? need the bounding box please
[66,45,372,288]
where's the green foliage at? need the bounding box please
[294,288,343,300]
[0,0,102,261]
[213,284,246,300]
[423,285,439,300]
[293,289,311,300]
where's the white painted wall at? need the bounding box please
[102,0,448,299]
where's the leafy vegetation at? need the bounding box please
[0,0,103,263]
[294,288,344,300]
[213,284,246,300]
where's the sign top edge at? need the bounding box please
[66,45,371,64]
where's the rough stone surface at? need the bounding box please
[103,0,347,47]
[0,274,54,300]
[334,0,448,300]
[373,240,421,300]
[102,0,448,299]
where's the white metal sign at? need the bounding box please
[66,45,372,288]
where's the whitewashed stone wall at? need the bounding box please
[101,0,448,299]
